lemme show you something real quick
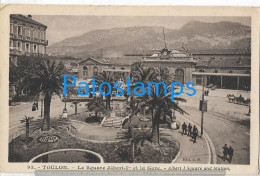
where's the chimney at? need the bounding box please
[28,15,32,19]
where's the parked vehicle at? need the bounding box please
[227,94,250,106]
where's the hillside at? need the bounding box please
[47,21,251,58]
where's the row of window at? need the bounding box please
[197,69,250,74]
[112,67,125,70]
[10,40,45,54]
[10,23,46,40]
[82,66,128,77]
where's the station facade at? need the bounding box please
[71,47,251,91]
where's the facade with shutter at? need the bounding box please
[9,14,48,65]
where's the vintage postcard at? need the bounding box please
[0,5,259,175]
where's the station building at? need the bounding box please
[69,48,251,91]
[191,49,251,90]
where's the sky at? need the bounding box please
[32,16,251,45]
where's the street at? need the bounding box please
[9,95,87,127]
[178,86,250,164]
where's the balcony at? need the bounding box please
[41,40,48,45]
[10,34,48,46]
[32,53,48,57]
[10,49,23,56]
[22,36,31,41]
[10,48,48,58]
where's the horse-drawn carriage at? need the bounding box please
[227,94,250,105]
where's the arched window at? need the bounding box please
[121,67,125,70]
[213,69,218,73]
[93,67,98,76]
[175,68,184,84]
[83,66,88,77]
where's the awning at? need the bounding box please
[192,72,250,77]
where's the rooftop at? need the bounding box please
[196,57,250,68]
[102,57,143,66]
[190,49,251,55]
[10,14,47,28]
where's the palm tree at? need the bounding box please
[130,61,143,75]
[131,65,187,144]
[88,96,107,123]
[20,59,66,131]
[141,85,187,144]
[131,65,157,84]
[95,71,119,110]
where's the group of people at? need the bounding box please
[181,122,199,143]
[222,144,234,163]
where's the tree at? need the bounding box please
[131,65,187,144]
[131,64,156,84]
[142,85,187,144]
[130,63,157,115]
[88,96,107,123]
[9,56,42,100]
[20,115,34,138]
[20,59,67,131]
[95,71,119,110]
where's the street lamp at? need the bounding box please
[199,76,207,136]
[63,95,67,109]
[201,76,205,136]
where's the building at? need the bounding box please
[72,48,251,91]
[76,57,141,81]
[191,49,251,90]
[9,14,48,102]
[9,14,48,64]
[142,48,197,84]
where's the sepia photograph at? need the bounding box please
[7,14,252,165]
[0,5,259,175]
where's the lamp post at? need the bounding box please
[64,95,67,109]
[201,76,205,136]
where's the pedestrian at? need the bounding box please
[181,122,187,135]
[35,102,38,110]
[193,126,198,143]
[222,144,228,161]
[228,146,234,163]
[187,123,192,136]
[192,125,196,134]
[32,103,36,111]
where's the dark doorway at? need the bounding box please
[222,76,238,89]
[208,76,221,88]
[239,77,251,91]
[175,68,184,84]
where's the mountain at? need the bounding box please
[47,21,251,58]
